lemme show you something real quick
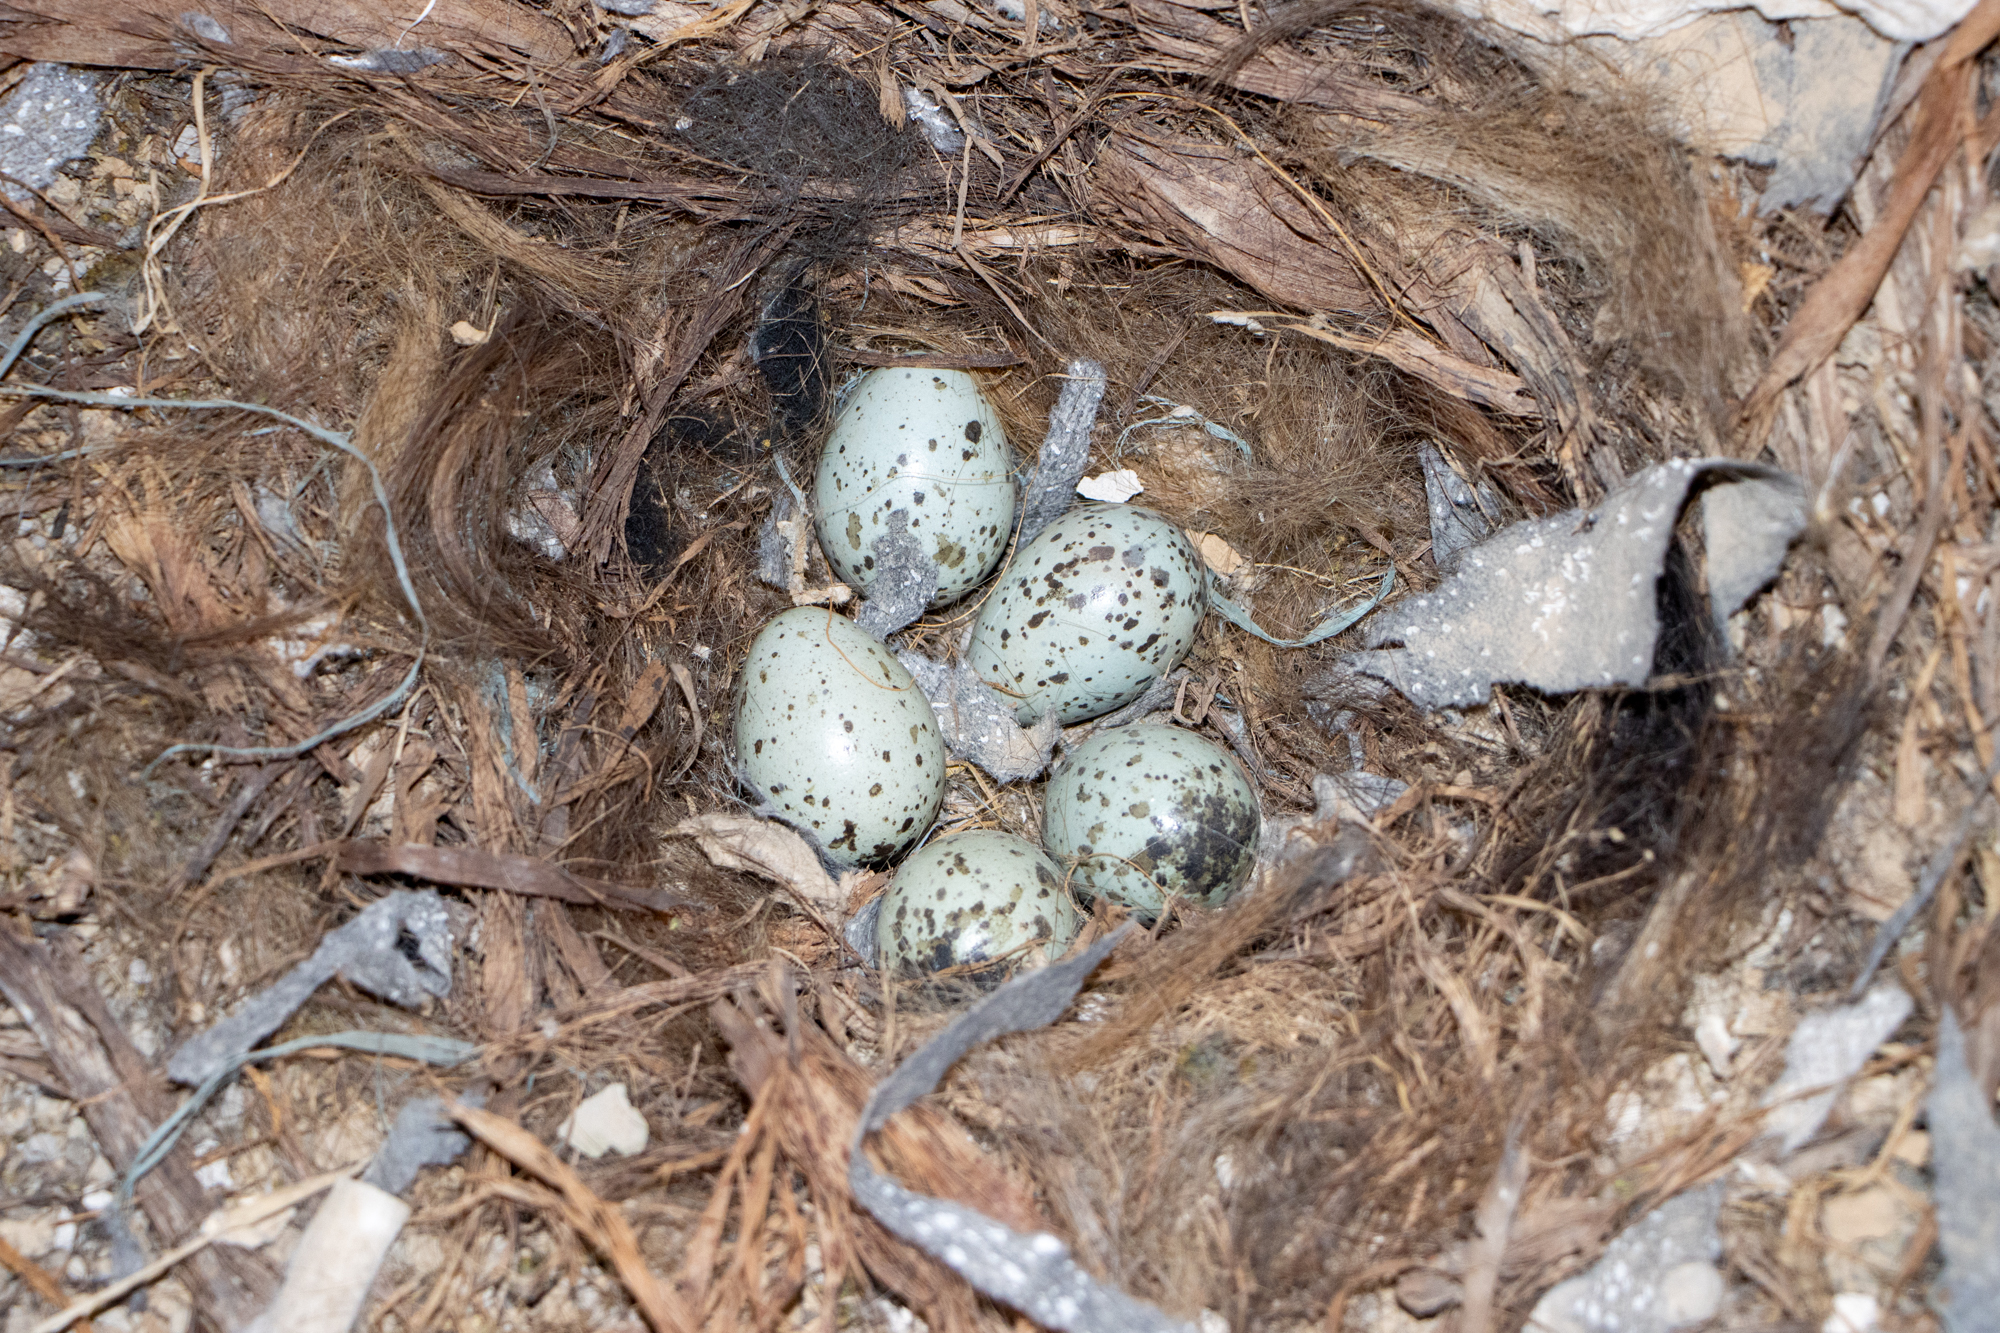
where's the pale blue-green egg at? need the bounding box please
[1042,723,1259,920]
[814,368,1014,607]
[734,607,946,867]
[965,503,1206,724]
[876,830,1080,976]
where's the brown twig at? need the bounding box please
[448,1102,698,1333]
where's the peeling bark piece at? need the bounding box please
[1093,128,1376,317]
[1930,1010,2000,1333]
[0,0,571,70]
[850,925,1194,1333]
[1348,458,1804,709]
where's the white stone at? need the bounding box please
[557,1083,649,1159]
[1694,1012,1737,1079]
[0,1213,56,1257]
[192,1138,232,1191]
[31,1093,74,1133]
[1660,1262,1723,1325]
[17,1131,64,1163]
[1823,1292,1880,1333]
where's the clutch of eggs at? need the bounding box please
[814,368,1014,607]
[733,607,946,867]
[876,830,1080,977]
[965,503,1207,724]
[1042,722,1260,920]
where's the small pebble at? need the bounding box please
[558,1083,649,1159]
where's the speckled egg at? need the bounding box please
[965,503,1206,724]
[876,830,1080,976]
[733,607,947,867]
[814,368,1014,607]
[1041,723,1260,919]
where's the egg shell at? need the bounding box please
[814,368,1014,607]
[876,830,1080,976]
[1042,722,1260,919]
[965,503,1206,724]
[733,607,947,867]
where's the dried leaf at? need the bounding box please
[675,812,842,912]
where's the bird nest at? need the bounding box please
[0,1,1990,1331]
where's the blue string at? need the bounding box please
[1205,562,1395,648]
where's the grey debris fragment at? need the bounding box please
[1930,1009,2000,1333]
[1396,1268,1460,1318]
[1094,670,1182,730]
[167,890,454,1085]
[851,925,1194,1333]
[757,489,795,588]
[327,47,449,74]
[1311,769,1408,824]
[178,12,233,44]
[361,1096,473,1196]
[855,510,939,640]
[903,87,965,153]
[1698,470,1808,641]
[845,894,884,968]
[900,651,1060,782]
[1419,441,1498,573]
[0,65,104,202]
[1761,983,1912,1155]
[593,0,656,12]
[989,0,1061,29]
[1347,459,1804,709]
[1017,360,1107,547]
[1527,1183,1724,1333]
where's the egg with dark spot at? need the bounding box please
[1042,723,1259,919]
[733,608,946,867]
[876,830,1080,977]
[814,368,1013,607]
[966,503,1206,723]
